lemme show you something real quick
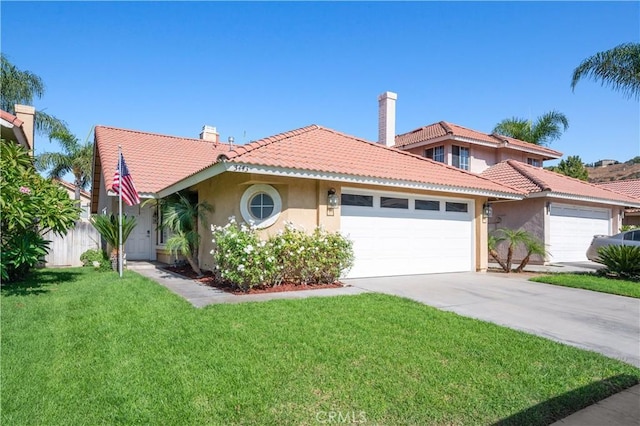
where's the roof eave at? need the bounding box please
[526,191,640,208]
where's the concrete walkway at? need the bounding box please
[127,261,367,307]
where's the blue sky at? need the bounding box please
[2,1,639,171]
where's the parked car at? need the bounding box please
[586,229,640,262]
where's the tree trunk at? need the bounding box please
[515,252,532,273]
[489,249,509,272]
[185,255,203,277]
[506,244,514,273]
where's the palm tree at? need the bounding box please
[571,42,640,100]
[492,110,569,146]
[159,192,213,277]
[0,54,69,137]
[90,214,137,271]
[36,128,93,201]
[490,228,547,273]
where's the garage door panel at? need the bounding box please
[549,204,610,263]
[341,193,473,278]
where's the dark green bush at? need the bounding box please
[597,245,640,280]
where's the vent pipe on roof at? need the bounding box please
[378,91,397,147]
[200,125,219,144]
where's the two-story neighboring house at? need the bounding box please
[377,92,562,173]
[376,91,639,264]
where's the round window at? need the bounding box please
[249,193,275,219]
[240,184,282,228]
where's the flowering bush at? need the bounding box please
[211,218,354,291]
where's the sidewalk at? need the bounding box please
[127,261,367,308]
[550,384,640,426]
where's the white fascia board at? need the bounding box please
[527,191,640,208]
[223,162,523,200]
[498,143,561,159]
[157,162,229,198]
[1,117,29,149]
[107,191,156,199]
[397,135,498,151]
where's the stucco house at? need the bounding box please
[91,123,525,278]
[595,179,640,228]
[54,178,92,220]
[375,93,562,172]
[1,105,35,153]
[481,161,640,263]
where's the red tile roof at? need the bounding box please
[93,126,230,194]
[394,121,562,159]
[595,179,640,199]
[481,160,640,206]
[203,124,525,197]
[54,178,91,199]
[0,109,24,127]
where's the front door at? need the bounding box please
[123,204,153,260]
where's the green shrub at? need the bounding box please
[1,142,79,282]
[211,218,354,291]
[620,225,639,232]
[79,249,110,269]
[597,245,640,280]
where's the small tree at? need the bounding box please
[158,192,212,277]
[552,155,589,181]
[1,142,79,281]
[490,228,547,273]
[90,214,137,271]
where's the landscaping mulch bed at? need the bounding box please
[163,265,343,295]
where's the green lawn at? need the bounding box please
[530,273,640,298]
[2,268,639,425]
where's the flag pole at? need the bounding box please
[118,145,124,278]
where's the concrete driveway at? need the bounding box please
[345,272,640,367]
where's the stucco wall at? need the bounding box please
[193,172,489,273]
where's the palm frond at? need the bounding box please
[571,42,640,100]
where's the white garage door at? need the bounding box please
[340,190,474,278]
[549,204,610,262]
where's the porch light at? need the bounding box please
[328,188,339,209]
[482,203,493,218]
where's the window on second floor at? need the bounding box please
[452,146,470,170]
[425,146,445,163]
[527,158,542,167]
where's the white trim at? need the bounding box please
[107,191,156,199]
[157,162,229,198]
[397,135,560,159]
[1,117,29,149]
[527,191,640,208]
[239,184,282,229]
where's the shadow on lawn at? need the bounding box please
[0,269,84,296]
[494,374,639,426]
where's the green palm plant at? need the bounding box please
[159,192,212,277]
[490,228,547,273]
[571,42,640,100]
[492,110,569,146]
[1,54,69,137]
[36,128,93,201]
[90,214,137,271]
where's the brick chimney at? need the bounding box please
[378,91,397,147]
[199,125,219,143]
[14,104,35,154]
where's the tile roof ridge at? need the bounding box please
[218,124,320,161]
[0,109,23,126]
[95,124,231,145]
[395,121,447,138]
[596,177,640,184]
[439,121,454,134]
[506,160,551,192]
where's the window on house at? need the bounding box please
[425,146,445,163]
[415,200,440,211]
[341,194,373,207]
[445,202,468,213]
[527,158,542,167]
[249,193,275,219]
[381,197,408,209]
[452,146,470,170]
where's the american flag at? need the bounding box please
[112,153,140,206]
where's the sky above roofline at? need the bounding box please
[2,2,638,173]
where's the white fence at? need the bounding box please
[43,221,101,267]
